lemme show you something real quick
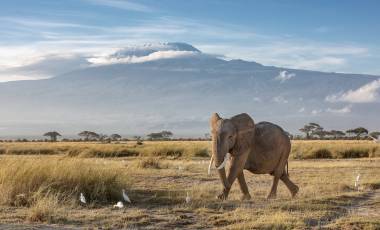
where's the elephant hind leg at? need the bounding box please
[280,173,299,197]
[267,175,280,199]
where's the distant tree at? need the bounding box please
[161,130,173,139]
[110,134,122,141]
[330,130,346,139]
[204,133,211,140]
[346,127,368,139]
[134,136,143,145]
[299,123,323,139]
[43,131,61,142]
[78,131,99,141]
[347,127,367,139]
[147,131,173,140]
[369,131,380,139]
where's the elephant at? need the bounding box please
[208,113,299,200]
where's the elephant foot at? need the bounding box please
[291,186,299,198]
[240,193,251,201]
[217,189,229,200]
[266,193,277,200]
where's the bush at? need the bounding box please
[337,148,369,158]
[136,157,162,169]
[149,146,184,158]
[27,195,63,223]
[193,147,210,157]
[78,148,139,158]
[305,148,332,159]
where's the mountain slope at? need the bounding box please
[0,43,379,137]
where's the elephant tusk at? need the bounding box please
[216,153,230,170]
[208,155,214,175]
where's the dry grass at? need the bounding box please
[0,156,130,207]
[1,140,379,160]
[0,141,379,229]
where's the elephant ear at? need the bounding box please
[210,113,222,132]
[230,113,255,155]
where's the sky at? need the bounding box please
[1,0,380,82]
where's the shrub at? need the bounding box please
[337,148,369,158]
[305,148,332,159]
[136,157,162,169]
[149,146,184,158]
[27,195,63,223]
[193,147,210,157]
[78,148,139,158]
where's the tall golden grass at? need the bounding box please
[0,140,379,159]
[0,157,129,207]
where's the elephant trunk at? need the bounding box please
[212,138,230,189]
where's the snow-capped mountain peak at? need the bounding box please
[89,42,201,65]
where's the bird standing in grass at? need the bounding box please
[186,192,191,203]
[80,193,86,204]
[113,201,124,208]
[122,189,131,203]
[355,173,361,190]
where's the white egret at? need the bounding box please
[80,193,86,204]
[113,201,124,208]
[122,189,131,203]
[355,173,361,190]
[185,192,191,203]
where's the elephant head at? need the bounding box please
[209,113,255,190]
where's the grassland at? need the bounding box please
[0,140,379,159]
[0,141,379,229]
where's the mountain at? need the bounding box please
[0,42,379,138]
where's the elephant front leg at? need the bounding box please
[217,153,248,200]
[237,172,251,200]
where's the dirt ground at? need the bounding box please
[0,157,379,229]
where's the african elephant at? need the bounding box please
[208,113,299,200]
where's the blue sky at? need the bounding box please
[1,0,380,81]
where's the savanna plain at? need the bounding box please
[0,140,379,229]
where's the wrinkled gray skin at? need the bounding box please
[210,113,299,200]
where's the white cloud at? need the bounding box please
[298,107,305,113]
[311,109,322,115]
[326,105,352,114]
[253,97,261,102]
[84,0,152,12]
[272,96,288,104]
[88,50,197,65]
[275,70,295,82]
[326,79,380,103]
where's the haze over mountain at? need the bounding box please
[1,42,379,138]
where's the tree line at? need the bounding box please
[297,122,380,140]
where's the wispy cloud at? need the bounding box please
[326,79,380,103]
[272,96,288,104]
[275,70,295,83]
[89,50,197,65]
[84,0,153,12]
[326,105,352,114]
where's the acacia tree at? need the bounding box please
[78,131,99,141]
[330,130,346,139]
[110,134,122,141]
[346,127,368,139]
[43,131,61,142]
[147,131,173,140]
[369,131,380,139]
[299,123,323,139]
